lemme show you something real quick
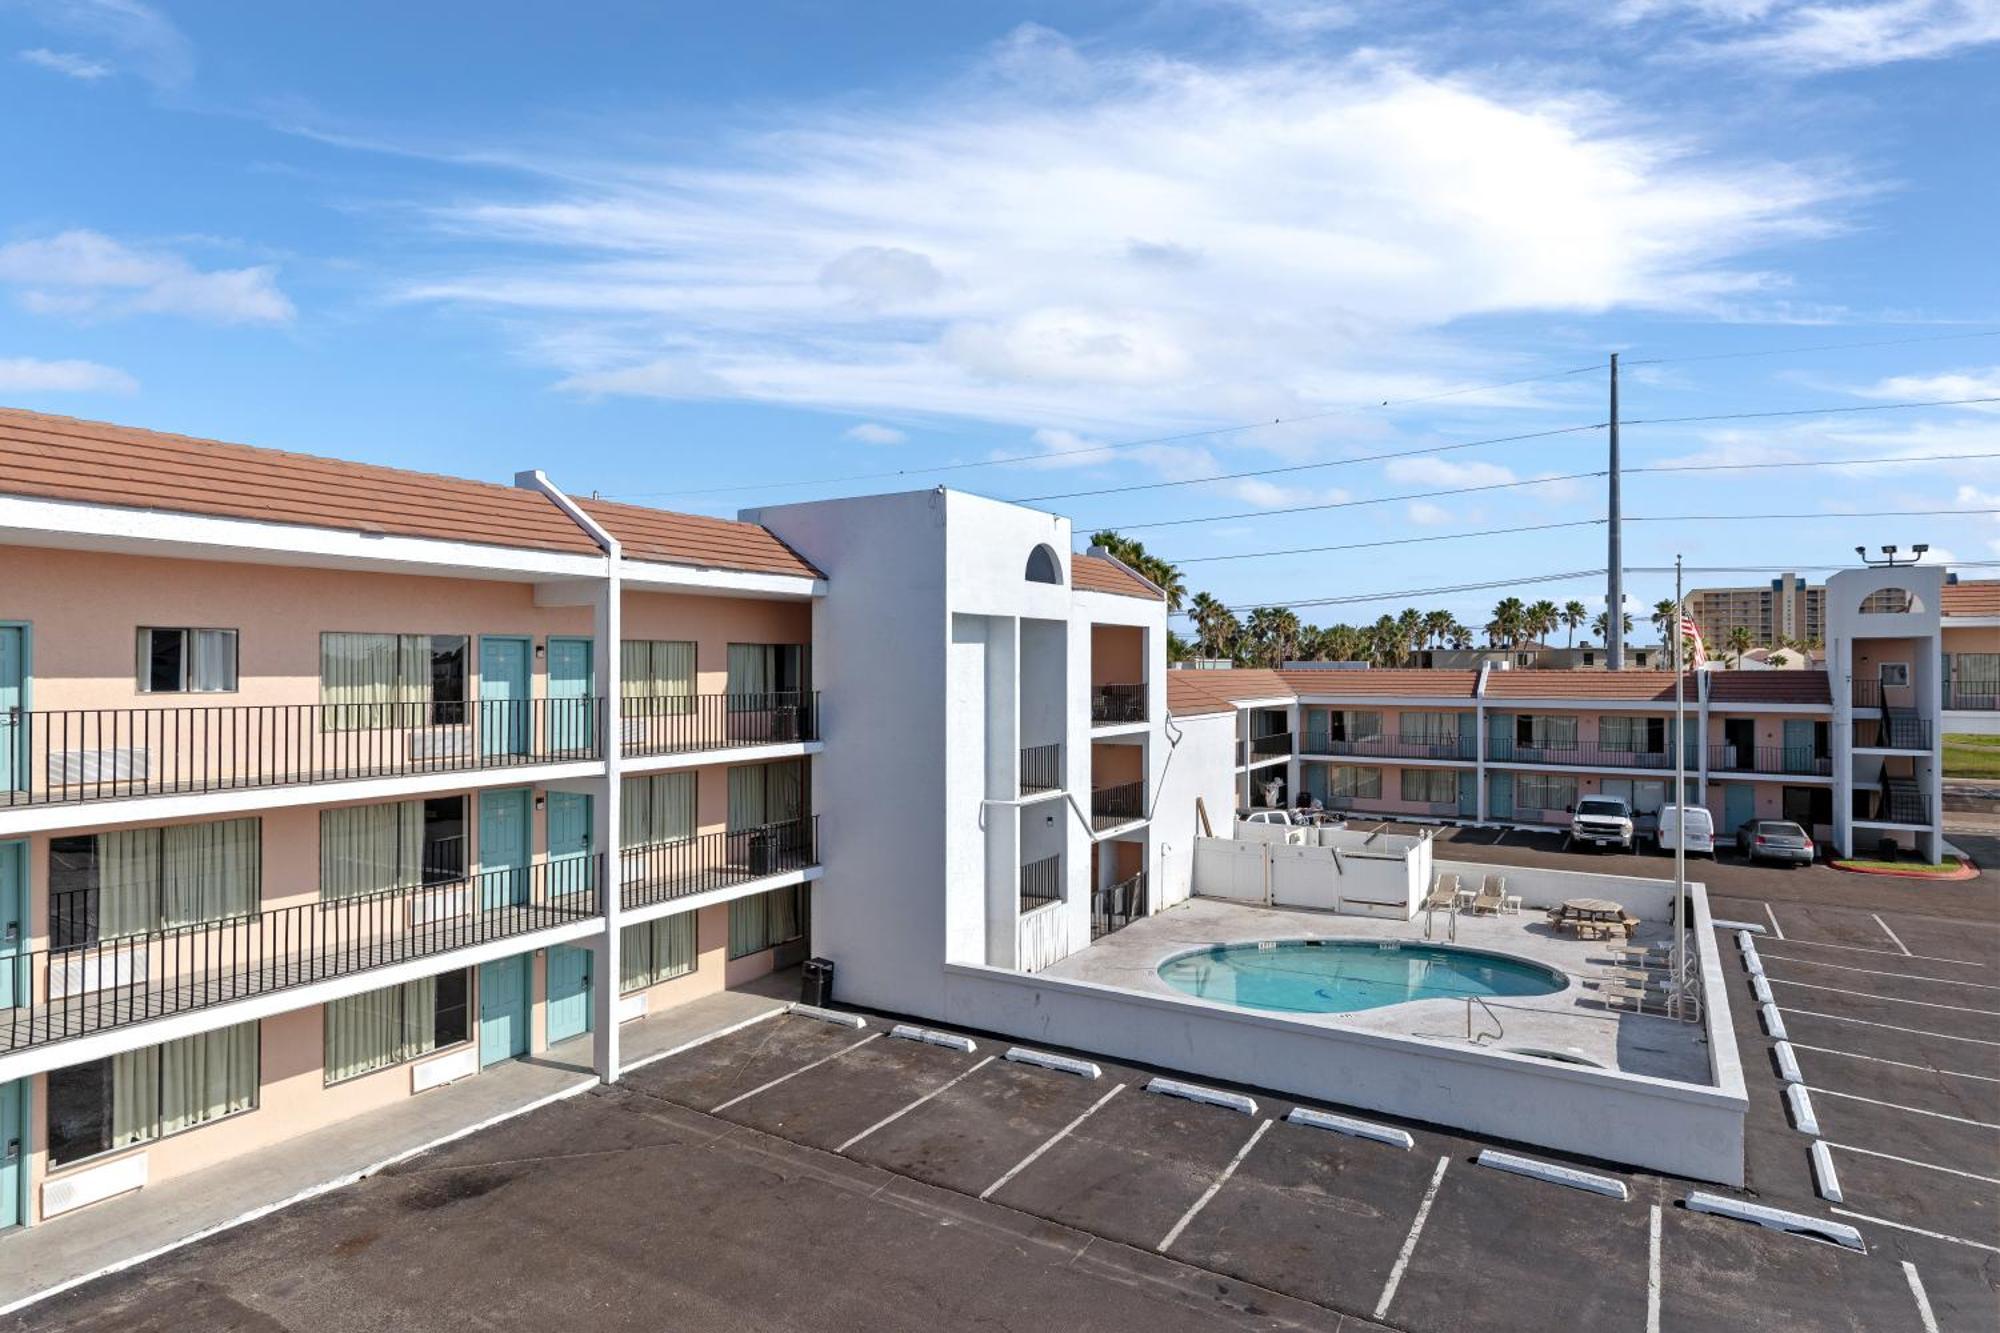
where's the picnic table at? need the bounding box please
[1551,897,1633,939]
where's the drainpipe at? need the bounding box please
[517,471,624,1085]
[1473,662,1491,822]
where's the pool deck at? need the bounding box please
[1043,897,1712,1083]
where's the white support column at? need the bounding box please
[516,470,623,1084]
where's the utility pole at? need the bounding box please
[1606,353,1624,671]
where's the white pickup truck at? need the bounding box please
[1569,796,1636,851]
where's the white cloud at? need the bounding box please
[1855,365,2000,410]
[1383,456,1519,488]
[1227,478,1352,508]
[399,37,1844,436]
[843,421,907,445]
[1614,0,2000,71]
[0,356,137,393]
[1408,500,1454,525]
[18,0,192,90]
[18,48,111,79]
[0,231,294,325]
[1211,0,1358,35]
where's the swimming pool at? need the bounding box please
[1156,939,1569,1015]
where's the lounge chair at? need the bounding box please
[1472,873,1505,915]
[1423,874,1458,914]
[1593,980,1652,1013]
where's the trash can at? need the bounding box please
[800,957,834,1008]
[749,827,777,874]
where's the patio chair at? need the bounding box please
[1593,981,1651,1013]
[1423,874,1458,914]
[1472,874,1505,915]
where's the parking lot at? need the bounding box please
[11,844,1995,1332]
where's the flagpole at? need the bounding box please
[1672,554,1687,1020]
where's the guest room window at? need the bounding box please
[136,627,238,693]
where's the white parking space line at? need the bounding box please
[1903,1261,1941,1333]
[1762,901,1786,940]
[1873,913,1914,956]
[1789,1042,2000,1084]
[1769,978,2000,1016]
[1645,1204,1662,1333]
[836,1055,995,1153]
[979,1081,1126,1201]
[1157,1118,1272,1253]
[1758,954,2000,992]
[1374,1155,1449,1322]
[1806,1085,2000,1130]
[1831,1208,2000,1256]
[1759,936,1985,967]
[710,1033,881,1114]
[1781,1006,2000,1046]
[1825,1141,2000,1186]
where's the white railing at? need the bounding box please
[1016,899,1072,974]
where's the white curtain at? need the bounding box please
[622,773,696,847]
[325,977,438,1082]
[400,974,438,1059]
[1600,716,1642,751]
[161,818,260,927]
[620,914,697,991]
[728,762,803,832]
[1526,715,1579,748]
[321,633,428,728]
[729,886,803,960]
[159,1022,258,1134]
[1400,769,1455,804]
[624,640,696,710]
[97,828,158,939]
[320,801,421,900]
[192,629,237,692]
[727,765,763,832]
[1346,711,1383,741]
[1398,712,1455,744]
[111,1046,159,1148]
[727,644,772,698]
[1329,766,1383,799]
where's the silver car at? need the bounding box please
[1737,819,1816,866]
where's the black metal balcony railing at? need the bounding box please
[1020,854,1062,913]
[1090,781,1145,831]
[1852,680,1922,711]
[621,692,819,758]
[1304,735,1472,761]
[1487,741,1687,771]
[1859,715,1932,751]
[1247,731,1293,761]
[0,698,604,809]
[1,857,603,1056]
[1091,683,1146,725]
[1092,870,1146,941]
[620,816,819,912]
[1706,745,1832,777]
[1945,679,2000,711]
[1020,744,1063,795]
[1862,789,1932,827]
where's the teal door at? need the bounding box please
[0,1078,21,1231]
[478,789,531,910]
[479,637,531,758]
[1457,769,1477,818]
[1456,712,1479,759]
[1782,719,1816,774]
[1486,712,1514,762]
[1723,783,1756,838]
[546,637,594,756]
[545,791,595,900]
[0,626,22,796]
[1487,771,1514,820]
[545,945,593,1045]
[0,841,20,1010]
[478,955,530,1066]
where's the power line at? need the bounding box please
[1013,422,1606,504]
[1627,450,2000,477]
[598,360,1608,501]
[1175,568,1608,617]
[1629,507,2000,521]
[1624,394,2000,427]
[1172,519,1605,564]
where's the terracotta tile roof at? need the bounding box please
[0,406,823,578]
[0,406,598,555]
[1164,673,1239,717]
[1483,670,1698,701]
[1072,553,1162,600]
[580,497,821,579]
[1277,669,1481,699]
[1707,671,1832,706]
[1942,580,2000,617]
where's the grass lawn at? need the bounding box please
[1944,732,2000,779]
[1832,856,1965,875]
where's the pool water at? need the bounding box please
[1156,939,1568,1015]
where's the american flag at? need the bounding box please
[1677,615,1708,669]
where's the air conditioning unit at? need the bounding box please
[44,1152,147,1217]
[48,747,151,785]
[49,947,149,998]
[410,1045,478,1094]
[407,728,470,761]
[616,993,648,1023]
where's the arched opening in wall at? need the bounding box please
[1025,544,1064,585]
[1859,587,1920,614]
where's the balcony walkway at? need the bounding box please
[0,976,797,1314]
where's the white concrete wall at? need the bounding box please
[1152,711,1235,908]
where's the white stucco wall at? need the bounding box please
[1150,710,1235,909]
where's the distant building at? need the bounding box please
[1685,573,1825,648]
[1418,644,1663,671]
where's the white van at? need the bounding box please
[1653,804,1715,857]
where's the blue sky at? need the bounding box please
[3,0,1997,637]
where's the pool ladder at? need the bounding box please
[1423,901,1457,943]
[1466,996,1504,1045]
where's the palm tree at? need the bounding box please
[1561,600,1587,648]
[1089,530,1186,614]
[1650,598,1679,648]
[1447,621,1473,650]
[1422,609,1455,650]
[1366,615,1404,667]
[1591,609,1634,643]
[1188,591,1238,661]
[1244,606,1301,667]
[1526,600,1559,647]
[1324,624,1364,663]
[1166,629,1191,663]
[1488,597,1527,648]
[1725,625,1754,668]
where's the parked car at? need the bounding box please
[1569,796,1636,851]
[1737,819,1816,866]
[1238,808,1297,826]
[1652,804,1715,857]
